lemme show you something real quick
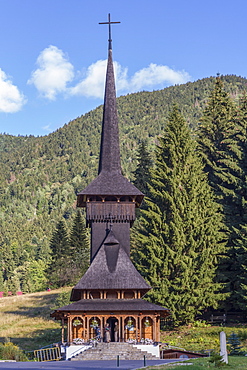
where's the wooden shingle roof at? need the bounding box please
[52,298,169,314]
[98,48,121,176]
[78,172,143,197]
[70,229,150,301]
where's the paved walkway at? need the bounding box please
[0,359,186,369]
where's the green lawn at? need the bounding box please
[142,356,247,369]
[160,323,247,353]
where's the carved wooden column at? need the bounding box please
[86,316,89,341]
[122,316,125,342]
[138,316,141,342]
[68,316,72,344]
[100,316,103,342]
[119,317,122,342]
[140,316,142,341]
[61,317,65,343]
[153,316,156,341]
[157,317,160,342]
[135,315,138,342]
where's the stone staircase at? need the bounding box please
[71,342,159,361]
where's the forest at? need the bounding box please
[0,74,247,323]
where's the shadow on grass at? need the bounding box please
[4,291,64,320]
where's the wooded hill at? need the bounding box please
[0,74,246,295]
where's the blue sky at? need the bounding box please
[0,0,246,136]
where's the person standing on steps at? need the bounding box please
[95,326,101,342]
[104,323,111,343]
[114,322,119,342]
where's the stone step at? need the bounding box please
[71,343,158,361]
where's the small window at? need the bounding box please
[90,291,101,299]
[124,291,134,299]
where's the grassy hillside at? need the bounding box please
[0,287,71,351]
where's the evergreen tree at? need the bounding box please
[69,210,90,284]
[196,77,247,310]
[133,140,153,196]
[46,220,70,288]
[227,332,244,355]
[225,95,247,310]
[133,106,226,324]
[0,243,17,292]
[197,76,235,199]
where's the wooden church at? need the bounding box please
[51,15,169,345]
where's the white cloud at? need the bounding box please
[0,69,26,113]
[42,124,52,133]
[28,45,74,100]
[71,60,190,99]
[129,63,191,91]
[70,59,128,99]
[70,59,106,99]
[28,45,191,100]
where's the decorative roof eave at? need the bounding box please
[51,298,170,317]
[77,173,144,207]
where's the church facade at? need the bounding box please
[51,16,169,344]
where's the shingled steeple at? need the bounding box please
[98,27,121,175]
[77,17,143,208]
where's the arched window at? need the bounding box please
[141,316,153,340]
[72,317,84,342]
[124,316,136,341]
[89,317,101,339]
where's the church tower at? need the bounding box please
[51,15,169,345]
[76,23,143,262]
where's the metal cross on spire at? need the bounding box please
[99,13,120,50]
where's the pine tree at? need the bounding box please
[133,106,226,324]
[133,140,153,196]
[46,220,70,288]
[227,332,244,355]
[226,95,247,310]
[69,210,90,284]
[196,77,247,311]
[197,76,235,200]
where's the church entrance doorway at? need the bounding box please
[106,317,119,342]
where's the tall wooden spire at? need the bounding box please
[77,17,143,207]
[98,41,121,175]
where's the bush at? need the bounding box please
[0,341,28,361]
[208,351,226,367]
[227,332,245,356]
